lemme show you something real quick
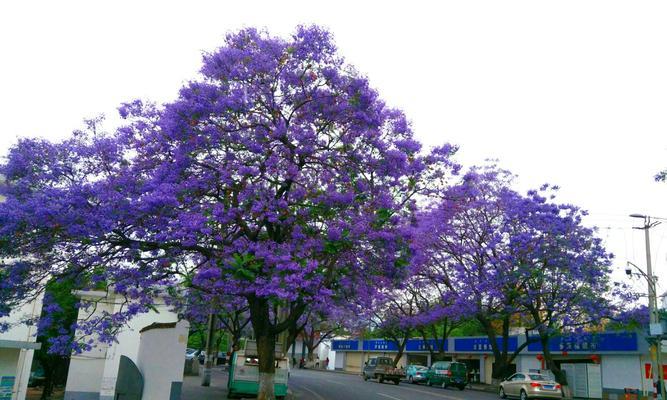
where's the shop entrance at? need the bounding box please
[458,359,481,383]
[407,354,428,367]
[432,354,452,363]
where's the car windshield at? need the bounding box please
[416,366,428,371]
[528,374,547,381]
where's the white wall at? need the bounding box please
[0,297,42,342]
[66,345,109,394]
[517,355,542,372]
[0,348,19,377]
[334,352,345,370]
[137,320,189,399]
[602,355,643,391]
[0,294,43,400]
[64,291,182,399]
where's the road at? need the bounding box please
[289,369,500,400]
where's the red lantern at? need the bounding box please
[562,351,568,357]
[590,355,600,364]
[536,354,544,361]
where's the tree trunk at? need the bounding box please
[249,297,276,400]
[479,316,512,382]
[419,328,436,363]
[391,336,408,368]
[40,366,53,399]
[307,345,315,361]
[256,330,277,400]
[540,334,565,385]
[40,357,56,400]
[201,314,216,386]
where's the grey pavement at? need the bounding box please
[287,369,499,400]
[182,366,230,399]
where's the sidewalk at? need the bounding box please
[181,367,229,399]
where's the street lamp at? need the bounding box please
[630,214,664,399]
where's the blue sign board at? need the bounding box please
[527,332,638,353]
[332,340,359,351]
[363,339,400,351]
[454,337,518,352]
[0,376,15,400]
[405,339,448,352]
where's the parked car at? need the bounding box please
[425,361,467,390]
[499,372,562,400]
[185,348,200,360]
[406,364,429,384]
[362,356,405,385]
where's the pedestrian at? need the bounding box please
[658,379,663,400]
[325,357,330,369]
[299,357,305,369]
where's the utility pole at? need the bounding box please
[631,214,665,399]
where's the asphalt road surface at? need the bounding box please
[289,369,501,400]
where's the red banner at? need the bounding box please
[644,363,667,379]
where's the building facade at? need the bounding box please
[64,290,185,400]
[0,294,42,400]
[333,332,662,400]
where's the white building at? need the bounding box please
[0,294,43,400]
[333,332,658,399]
[64,290,187,400]
[287,337,337,370]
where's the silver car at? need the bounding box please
[499,372,562,400]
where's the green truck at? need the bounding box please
[425,361,467,390]
[227,340,289,399]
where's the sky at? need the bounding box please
[1,1,666,297]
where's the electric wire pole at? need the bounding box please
[631,214,665,399]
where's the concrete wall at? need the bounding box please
[137,320,189,400]
[0,294,43,400]
[516,354,542,373]
[65,345,108,396]
[0,348,19,377]
[484,355,494,384]
[601,354,647,397]
[334,352,345,370]
[64,291,182,400]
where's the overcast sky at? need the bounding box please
[1,1,666,296]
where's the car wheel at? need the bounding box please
[408,376,413,384]
[458,384,465,391]
[363,374,368,381]
[427,379,432,386]
[379,376,384,384]
[442,381,448,389]
[499,387,506,399]
[394,379,400,385]
[520,389,528,400]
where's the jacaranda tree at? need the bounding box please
[416,165,622,382]
[504,185,621,384]
[0,26,456,399]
